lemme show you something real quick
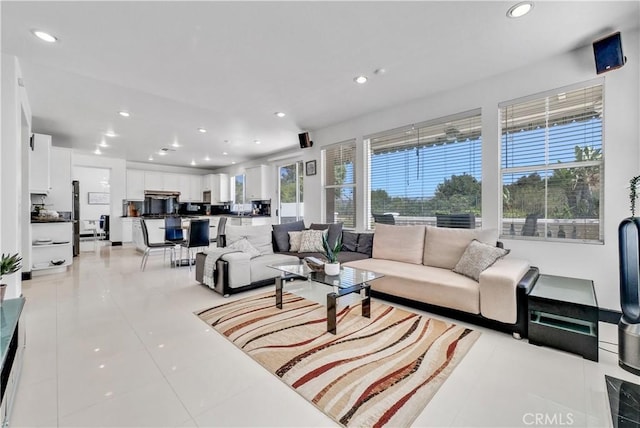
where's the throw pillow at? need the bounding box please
[342,231,359,252]
[309,222,343,248]
[453,239,510,281]
[288,231,303,252]
[357,233,374,256]
[272,220,305,252]
[227,237,261,259]
[299,229,327,253]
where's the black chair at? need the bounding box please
[436,213,476,229]
[181,219,210,270]
[164,217,186,244]
[215,217,227,247]
[521,214,539,236]
[140,219,176,271]
[372,213,396,225]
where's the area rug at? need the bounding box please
[196,292,480,427]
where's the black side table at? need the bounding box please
[528,274,599,361]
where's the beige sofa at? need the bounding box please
[345,224,539,338]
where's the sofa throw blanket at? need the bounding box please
[203,248,240,288]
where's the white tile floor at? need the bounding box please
[9,242,640,427]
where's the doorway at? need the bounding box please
[278,161,304,224]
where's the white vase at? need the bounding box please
[324,262,340,276]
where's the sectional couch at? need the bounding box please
[345,224,539,338]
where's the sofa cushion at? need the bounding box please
[345,258,480,314]
[225,224,274,255]
[310,223,343,248]
[226,237,261,259]
[250,253,300,284]
[342,231,358,252]
[357,233,374,256]
[299,229,327,253]
[372,224,426,265]
[453,239,510,281]
[288,231,303,252]
[272,220,305,252]
[423,226,498,269]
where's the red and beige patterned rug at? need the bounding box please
[196,291,480,427]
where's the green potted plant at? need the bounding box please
[322,234,342,275]
[0,253,22,304]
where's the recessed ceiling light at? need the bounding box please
[99,140,108,148]
[507,1,533,18]
[231,161,236,165]
[197,128,207,133]
[171,142,181,148]
[190,160,196,166]
[104,131,117,138]
[94,148,102,155]
[274,112,286,118]
[118,111,130,117]
[204,156,210,161]
[353,75,368,84]
[223,152,228,155]
[158,151,167,156]
[32,30,57,43]
[254,140,261,145]
[148,156,154,161]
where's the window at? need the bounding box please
[366,110,482,228]
[500,83,603,242]
[233,174,245,204]
[279,161,304,224]
[323,140,356,228]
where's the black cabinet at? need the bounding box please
[528,275,599,361]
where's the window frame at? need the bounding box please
[322,139,357,228]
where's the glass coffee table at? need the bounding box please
[269,261,383,334]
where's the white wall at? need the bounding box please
[72,166,111,224]
[71,154,126,243]
[227,29,640,311]
[1,55,32,298]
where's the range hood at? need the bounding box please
[144,191,180,199]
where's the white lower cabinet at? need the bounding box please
[31,222,73,274]
[121,218,133,243]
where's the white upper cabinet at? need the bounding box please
[190,175,202,202]
[203,173,230,203]
[245,165,270,200]
[178,174,191,200]
[29,133,52,194]
[144,171,164,191]
[46,147,72,211]
[162,173,180,193]
[126,170,145,200]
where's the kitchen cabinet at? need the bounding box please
[202,174,229,203]
[144,171,164,192]
[121,218,133,242]
[178,174,191,201]
[31,222,73,274]
[29,133,52,194]
[245,166,270,200]
[126,170,145,200]
[190,175,203,202]
[162,173,180,193]
[46,147,72,211]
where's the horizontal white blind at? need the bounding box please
[500,84,603,242]
[368,112,482,228]
[323,140,356,228]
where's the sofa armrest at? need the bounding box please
[478,257,530,324]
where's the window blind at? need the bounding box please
[500,84,603,242]
[367,111,482,228]
[323,140,356,228]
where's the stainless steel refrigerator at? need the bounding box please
[72,180,80,256]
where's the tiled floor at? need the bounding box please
[9,242,640,427]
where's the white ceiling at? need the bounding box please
[2,1,638,169]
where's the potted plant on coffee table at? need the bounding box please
[322,234,342,276]
[0,253,22,304]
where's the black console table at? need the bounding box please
[528,274,598,361]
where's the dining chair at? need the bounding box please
[164,216,186,244]
[140,219,176,271]
[181,218,210,270]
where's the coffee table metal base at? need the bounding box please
[275,276,371,335]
